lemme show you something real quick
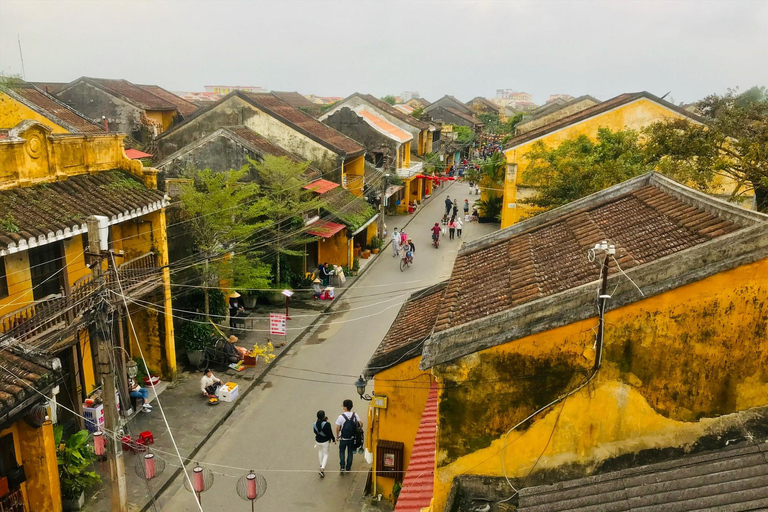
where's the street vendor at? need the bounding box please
[201,369,222,398]
[223,335,247,363]
[312,278,323,299]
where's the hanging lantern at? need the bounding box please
[144,454,156,480]
[134,452,166,481]
[93,431,105,456]
[193,466,204,493]
[236,471,267,510]
[184,463,214,504]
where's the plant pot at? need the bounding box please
[62,492,85,511]
[187,350,204,367]
[243,294,258,309]
[361,250,371,259]
[371,248,380,254]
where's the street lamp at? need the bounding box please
[126,359,138,378]
[355,375,372,401]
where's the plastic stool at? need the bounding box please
[139,431,154,445]
[121,435,133,452]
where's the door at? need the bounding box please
[28,242,65,300]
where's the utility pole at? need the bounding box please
[592,241,615,372]
[378,172,390,239]
[87,216,128,512]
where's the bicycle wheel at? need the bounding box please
[400,258,406,272]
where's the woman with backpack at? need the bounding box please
[313,410,335,478]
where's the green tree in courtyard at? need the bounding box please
[478,112,502,134]
[474,151,507,221]
[179,168,271,318]
[411,106,424,119]
[248,155,324,285]
[644,86,768,211]
[381,95,397,105]
[421,152,443,174]
[453,125,475,145]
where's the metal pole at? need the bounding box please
[593,252,611,371]
[378,173,389,239]
[87,216,128,512]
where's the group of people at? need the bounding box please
[313,399,363,477]
[391,227,415,264]
[443,195,467,240]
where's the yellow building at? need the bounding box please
[365,173,768,511]
[0,120,175,510]
[501,91,705,228]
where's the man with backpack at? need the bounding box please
[335,399,362,474]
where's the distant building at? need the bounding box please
[204,85,266,94]
[400,91,420,102]
[496,89,533,102]
[547,93,574,103]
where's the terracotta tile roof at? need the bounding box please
[242,92,364,156]
[522,95,601,123]
[434,179,744,334]
[81,77,177,111]
[467,96,499,112]
[137,84,198,117]
[445,107,483,126]
[0,352,60,424]
[517,442,768,512]
[505,91,706,149]
[358,110,413,143]
[412,97,431,108]
[306,219,345,238]
[394,380,438,512]
[3,83,104,133]
[272,91,318,110]
[321,186,376,230]
[365,282,447,376]
[29,82,67,95]
[303,179,339,194]
[356,94,431,131]
[0,170,165,253]
[225,126,323,179]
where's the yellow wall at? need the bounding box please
[317,230,350,267]
[429,257,768,511]
[79,330,97,395]
[0,93,70,133]
[0,424,29,509]
[0,251,33,318]
[370,358,433,501]
[143,110,176,134]
[344,155,365,197]
[18,419,62,512]
[501,98,696,227]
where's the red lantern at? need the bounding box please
[193,466,205,493]
[144,454,156,480]
[246,472,257,499]
[93,431,105,456]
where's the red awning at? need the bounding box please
[124,148,153,159]
[303,179,339,194]
[307,220,346,238]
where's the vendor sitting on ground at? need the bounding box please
[128,375,151,413]
[224,335,247,363]
[312,278,323,299]
[201,369,222,398]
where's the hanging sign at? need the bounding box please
[269,313,287,335]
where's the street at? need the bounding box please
[156,181,498,511]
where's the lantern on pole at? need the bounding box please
[236,471,267,511]
[93,431,105,457]
[134,452,166,512]
[184,463,214,505]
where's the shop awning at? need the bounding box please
[307,220,346,238]
[124,148,153,159]
[303,179,339,194]
[385,185,403,198]
[350,213,379,236]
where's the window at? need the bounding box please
[0,258,8,299]
[0,434,18,479]
[28,242,65,300]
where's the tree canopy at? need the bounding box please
[411,106,424,120]
[381,95,397,106]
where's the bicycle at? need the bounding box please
[399,253,412,272]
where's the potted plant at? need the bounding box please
[55,426,101,511]
[369,237,384,255]
[179,319,214,367]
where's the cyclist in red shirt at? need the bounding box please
[431,223,441,246]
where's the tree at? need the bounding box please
[453,125,475,145]
[644,86,768,211]
[248,155,324,285]
[474,151,507,220]
[178,168,270,318]
[421,152,443,174]
[478,113,502,134]
[381,95,397,106]
[522,128,650,209]
[411,106,424,120]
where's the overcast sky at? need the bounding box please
[1,0,766,105]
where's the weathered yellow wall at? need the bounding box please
[0,424,30,509]
[63,235,90,286]
[18,419,62,512]
[371,358,433,501]
[317,230,350,268]
[0,251,33,318]
[365,222,377,247]
[0,93,70,133]
[79,329,96,394]
[501,98,695,227]
[430,257,768,511]
[344,155,365,197]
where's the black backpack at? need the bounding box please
[340,413,358,439]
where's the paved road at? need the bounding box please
[158,181,497,511]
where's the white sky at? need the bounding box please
[0,0,766,105]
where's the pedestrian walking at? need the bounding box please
[335,399,360,473]
[448,219,456,240]
[313,410,336,478]
[444,195,452,217]
[391,228,400,257]
[400,230,408,246]
[456,218,463,238]
[452,199,459,218]
[463,199,470,217]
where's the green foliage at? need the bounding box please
[178,317,215,352]
[473,194,503,221]
[106,175,145,190]
[410,106,424,120]
[421,152,443,174]
[478,112,502,133]
[1,214,19,233]
[522,128,650,209]
[368,237,384,250]
[381,95,397,106]
[54,426,101,501]
[0,72,23,88]
[318,101,338,114]
[177,287,227,317]
[392,481,403,504]
[502,112,524,135]
[452,125,475,145]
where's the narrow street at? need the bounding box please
[157,181,498,511]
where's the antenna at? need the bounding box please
[17,34,26,80]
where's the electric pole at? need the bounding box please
[378,172,389,239]
[87,216,128,512]
[592,241,614,372]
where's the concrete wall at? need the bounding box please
[324,108,399,173]
[57,81,143,139]
[157,134,261,178]
[428,257,768,511]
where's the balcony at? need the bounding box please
[0,252,163,353]
[397,161,423,180]
[432,139,441,153]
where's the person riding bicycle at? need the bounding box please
[431,222,441,244]
[404,238,415,263]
